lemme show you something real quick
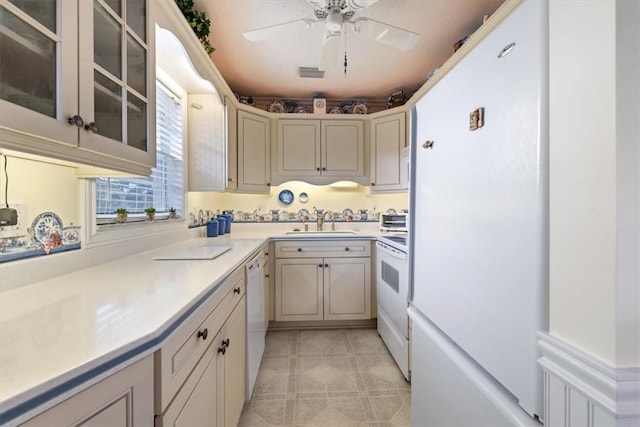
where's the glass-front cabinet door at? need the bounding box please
[78,0,155,168]
[0,0,79,144]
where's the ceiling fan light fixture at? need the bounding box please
[325,8,344,32]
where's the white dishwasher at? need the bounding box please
[245,253,266,400]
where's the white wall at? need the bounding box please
[549,0,639,368]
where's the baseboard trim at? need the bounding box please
[537,332,640,424]
[268,319,377,331]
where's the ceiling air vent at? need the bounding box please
[298,67,325,78]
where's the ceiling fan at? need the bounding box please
[242,0,420,72]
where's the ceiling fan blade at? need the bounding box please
[243,19,317,42]
[319,32,341,71]
[351,17,419,51]
[345,0,380,11]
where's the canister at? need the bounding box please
[222,213,232,233]
[206,219,219,237]
[217,215,226,235]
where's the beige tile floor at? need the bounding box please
[239,328,410,427]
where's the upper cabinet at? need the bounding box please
[188,93,226,191]
[0,0,155,175]
[271,118,367,186]
[237,109,271,193]
[369,111,408,192]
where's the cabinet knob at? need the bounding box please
[324,263,329,267]
[422,140,435,150]
[67,115,84,128]
[84,122,98,133]
[322,167,326,171]
[197,328,209,340]
[297,248,302,252]
[267,183,271,186]
[228,177,233,182]
[222,338,230,347]
[265,274,269,278]
[218,345,226,355]
[233,286,241,294]
[371,182,376,186]
[345,247,350,251]
[316,167,320,171]
[319,263,323,268]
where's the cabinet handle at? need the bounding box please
[265,252,269,255]
[267,183,271,186]
[222,338,230,347]
[84,122,98,133]
[371,182,376,186]
[197,328,209,340]
[297,248,302,252]
[233,286,241,294]
[265,274,269,278]
[228,177,233,182]
[319,263,323,268]
[218,345,226,355]
[345,247,350,251]
[322,167,326,171]
[324,263,329,267]
[316,167,320,171]
[67,115,84,128]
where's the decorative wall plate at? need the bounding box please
[329,106,342,114]
[31,212,63,245]
[267,101,286,113]
[62,225,81,245]
[299,192,309,203]
[297,208,309,219]
[278,189,294,205]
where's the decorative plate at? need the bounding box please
[342,208,354,218]
[31,212,63,245]
[329,106,342,114]
[297,208,309,219]
[268,100,286,113]
[385,208,397,214]
[299,192,309,203]
[278,189,294,205]
[295,105,311,114]
[351,102,370,114]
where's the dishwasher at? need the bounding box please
[246,252,266,400]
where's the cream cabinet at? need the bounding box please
[21,355,154,426]
[271,119,366,185]
[188,93,227,191]
[225,97,238,191]
[0,0,155,176]
[274,240,372,322]
[370,112,408,192]
[237,109,271,193]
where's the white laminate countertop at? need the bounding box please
[0,227,385,425]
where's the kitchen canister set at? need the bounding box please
[207,213,233,237]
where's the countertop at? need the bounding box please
[0,227,386,425]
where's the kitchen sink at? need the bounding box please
[284,230,358,236]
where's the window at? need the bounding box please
[96,82,184,223]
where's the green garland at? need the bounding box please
[175,0,215,54]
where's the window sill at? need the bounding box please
[85,218,188,249]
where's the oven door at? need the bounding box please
[376,242,409,337]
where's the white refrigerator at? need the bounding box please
[408,1,547,425]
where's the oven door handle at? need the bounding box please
[376,242,407,260]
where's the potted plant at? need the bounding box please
[144,207,156,221]
[169,207,178,219]
[115,208,128,223]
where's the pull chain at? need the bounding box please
[343,25,348,76]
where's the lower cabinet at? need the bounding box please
[274,240,372,322]
[21,355,154,427]
[160,300,246,427]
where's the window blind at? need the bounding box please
[96,83,184,217]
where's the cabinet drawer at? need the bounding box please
[155,268,245,413]
[275,240,371,258]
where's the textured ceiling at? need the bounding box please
[195,0,506,101]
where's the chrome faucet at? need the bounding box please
[317,210,332,231]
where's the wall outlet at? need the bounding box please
[0,203,27,238]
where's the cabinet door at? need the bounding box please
[370,112,407,191]
[188,93,226,191]
[77,0,155,169]
[22,355,153,426]
[274,119,321,177]
[219,300,246,427]
[321,120,364,177]
[237,109,271,193]
[323,257,371,320]
[275,258,324,321]
[225,97,238,190]
[0,0,78,145]
[161,338,220,427]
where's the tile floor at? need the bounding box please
[239,328,410,427]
